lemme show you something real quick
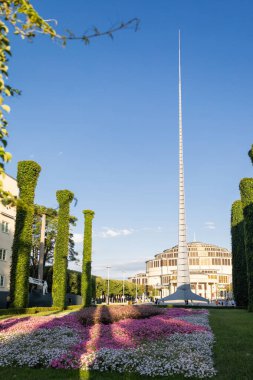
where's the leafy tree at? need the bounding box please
[94,276,145,300]
[30,205,78,278]
[81,209,95,306]
[240,178,253,312]
[231,200,248,307]
[52,189,74,308]
[0,2,139,203]
[249,144,253,165]
[10,160,41,307]
[44,266,81,295]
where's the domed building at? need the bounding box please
[130,242,232,301]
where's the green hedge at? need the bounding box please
[81,210,95,306]
[43,266,145,299]
[240,178,253,312]
[10,161,41,308]
[65,305,83,310]
[0,306,62,316]
[231,200,248,307]
[44,266,81,294]
[52,190,74,308]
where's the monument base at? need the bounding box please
[160,284,208,303]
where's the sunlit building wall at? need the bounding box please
[0,174,18,292]
[130,242,232,300]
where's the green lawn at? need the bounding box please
[209,308,253,380]
[0,308,252,379]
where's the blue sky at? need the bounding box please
[5,0,253,279]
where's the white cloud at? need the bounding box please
[73,233,83,244]
[95,227,134,239]
[92,259,146,279]
[204,221,216,230]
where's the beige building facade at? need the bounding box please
[0,174,18,292]
[130,242,232,301]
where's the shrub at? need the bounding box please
[231,200,248,307]
[81,210,95,306]
[10,161,41,308]
[52,190,74,308]
[0,306,62,316]
[240,178,253,312]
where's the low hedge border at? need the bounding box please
[157,304,246,309]
[65,305,83,310]
[0,306,63,316]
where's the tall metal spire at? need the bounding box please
[177,30,190,287]
[160,31,207,303]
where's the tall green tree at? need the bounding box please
[52,190,74,308]
[231,200,248,307]
[10,160,41,307]
[81,209,95,306]
[240,178,253,312]
[31,206,78,278]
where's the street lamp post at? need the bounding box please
[122,271,126,303]
[135,275,138,301]
[106,266,111,305]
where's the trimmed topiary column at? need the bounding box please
[231,200,248,307]
[81,209,95,306]
[52,190,74,308]
[240,178,253,312]
[10,161,41,308]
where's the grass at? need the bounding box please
[0,368,187,380]
[209,308,253,380]
[0,308,252,379]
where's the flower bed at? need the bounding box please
[77,305,166,326]
[0,306,217,377]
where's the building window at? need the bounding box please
[0,275,5,287]
[200,258,211,266]
[189,258,199,265]
[219,275,228,283]
[1,221,9,233]
[0,249,6,261]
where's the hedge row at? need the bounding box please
[52,190,74,308]
[81,209,95,306]
[0,306,62,316]
[10,161,41,308]
[239,178,253,312]
[231,200,248,307]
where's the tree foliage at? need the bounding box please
[30,205,78,278]
[52,189,74,308]
[239,178,253,312]
[81,209,95,307]
[94,276,147,300]
[231,200,248,307]
[10,160,41,307]
[44,266,81,295]
[0,1,139,187]
[248,144,253,165]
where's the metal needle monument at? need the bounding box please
[161,32,208,303]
